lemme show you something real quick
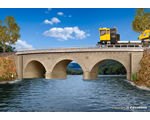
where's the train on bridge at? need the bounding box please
[97,27,150,47]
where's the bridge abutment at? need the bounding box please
[127,71,131,81]
[16,55,23,79]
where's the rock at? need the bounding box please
[0,57,17,81]
[136,48,150,87]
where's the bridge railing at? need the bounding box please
[16,44,144,52]
[16,45,97,51]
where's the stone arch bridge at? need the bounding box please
[14,46,144,81]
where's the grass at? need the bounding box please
[132,73,137,82]
[0,73,18,82]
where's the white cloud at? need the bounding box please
[43,26,89,41]
[51,17,60,24]
[86,34,90,36]
[73,27,86,39]
[45,8,52,14]
[69,15,71,17]
[43,17,60,25]
[43,19,53,24]
[10,40,33,50]
[57,12,63,16]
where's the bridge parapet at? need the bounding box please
[16,45,144,55]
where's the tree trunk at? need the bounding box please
[2,42,6,53]
[3,46,5,53]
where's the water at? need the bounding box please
[0,75,150,112]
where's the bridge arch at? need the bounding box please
[23,60,46,79]
[47,56,87,79]
[90,58,129,79]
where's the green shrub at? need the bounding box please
[5,75,7,80]
[14,74,16,79]
[132,73,137,82]
[2,75,4,80]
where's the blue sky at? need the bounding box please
[0,8,142,49]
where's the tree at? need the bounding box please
[97,60,126,75]
[0,15,21,53]
[131,8,150,33]
[0,42,16,52]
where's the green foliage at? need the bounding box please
[2,75,4,80]
[66,69,83,75]
[0,15,21,52]
[132,73,137,82]
[14,74,16,79]
[97,60,126,75]
[131,8,150,33]
[5,75,7,80]
[0,42,16,52]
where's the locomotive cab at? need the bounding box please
[98,27,120,45]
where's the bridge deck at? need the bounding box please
[16,46,144,55]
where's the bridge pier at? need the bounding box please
[83,71,97,79]
[127,71,131,81]
[45,72,53,79]
[45,71,67,79]
[91,72,98,79]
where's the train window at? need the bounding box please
[107,30,110,34]
[111,30,116,34]
[100,30,106,36]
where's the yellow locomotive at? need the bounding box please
[138,30,150,47]
[97,27,150,47]
[97,27,120,45]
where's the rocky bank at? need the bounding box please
[0,52,17,82]
[135,48,150,87]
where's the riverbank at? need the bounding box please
[0,79,22,84]
[0,53,18,82]
[135,48,150,88]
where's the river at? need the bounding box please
[0,75,150,112]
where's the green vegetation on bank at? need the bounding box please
[66,60,126,75]
[132,73,137,82]
[97,60,126,75]
[0,42,16,52]
[66,69,83,75]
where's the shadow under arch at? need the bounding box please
[51,59,84,79]
[91,59,127,79]
[24,60,46,79]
